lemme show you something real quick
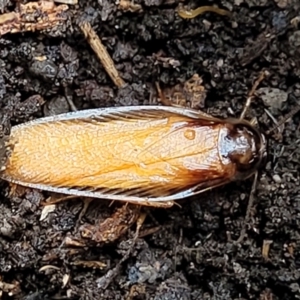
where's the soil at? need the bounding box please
[1,0,300,299]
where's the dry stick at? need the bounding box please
[80,22,126,88]
[0,1,68,36]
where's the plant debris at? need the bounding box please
[80,22,126,88]
[0,0,68,36]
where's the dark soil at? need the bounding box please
[1,0,300,299]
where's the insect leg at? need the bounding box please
[235,171,258,243]
[124,199,175,208]
[64,86,78,112]
[133,211,147,240]
[42,195,94,230]
[41,194,82,205]
[76,197,94,226]
[155,82,173,106]
[7,182,18,197]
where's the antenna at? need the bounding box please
[239,70,269,120]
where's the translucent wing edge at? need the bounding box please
[11,106,223,131]
[0,174,231,203]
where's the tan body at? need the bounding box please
[0,106,266,207]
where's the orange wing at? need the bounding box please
[1,106,235,201]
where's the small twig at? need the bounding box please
[80,22,126,88]
[0,1,68,36]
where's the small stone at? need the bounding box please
[256,87,288,115]
[273,174,282,183]
[273,0,290,8]
[288,30,300,55]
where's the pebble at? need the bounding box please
[273,174,282,184]
[256,87,288,115]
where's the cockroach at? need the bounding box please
[0,105,266,209]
